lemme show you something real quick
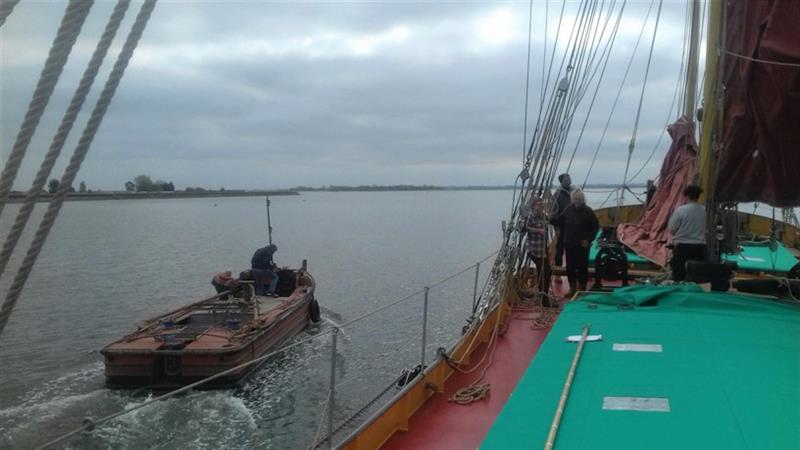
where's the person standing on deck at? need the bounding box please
[558,189,599,297]
[668,185,707,281]
[550,173,572,268]
[251,244,279,297]
[525,196,553,306]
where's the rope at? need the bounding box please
[619,0,664,198]
[0,0,21,28]
[446,275,514,405]
[521,0,535,161]
[725,50,800,68]
[625,0,690,185]
[582,0,655,188]
[0,0,131,282]
[0,0,157,340]
[0,0,94,219]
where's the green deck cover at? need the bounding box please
[481,285,800,450]
[722,241,798,273]
[590,233,797,273]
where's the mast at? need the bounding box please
[684,0,702,118]
[698,0,725,260]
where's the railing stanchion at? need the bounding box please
[327,327,338,449]
[471,262,481,312]
[421,287,429,367]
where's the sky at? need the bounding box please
[0,0,704,191]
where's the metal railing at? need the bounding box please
[35,249,504,450]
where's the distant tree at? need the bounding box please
[48,179,60,193]
[67,185,76,193]
[124,181,135,192]
[134,175,156,192]
[219,187,225,192]
[158,181,175,191]
[79,181,87,193]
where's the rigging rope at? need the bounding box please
[0,0,21,28]
[617,0,663,212]
[565,0,627,172]
[521,0,535,161]
[724,50,800,68]
[0,0,158,339]
[582,0,656,188]
[0,0,132,283]
[0,0,94,219]
[625,0,691,186]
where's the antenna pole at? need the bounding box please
[266,196,273,245]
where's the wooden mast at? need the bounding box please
[698,0,725,260]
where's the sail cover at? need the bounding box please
[617,117,697,267]
[715,0,800,207]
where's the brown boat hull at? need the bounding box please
[102,269,316,390]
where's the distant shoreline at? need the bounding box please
[6,190,299,203]
[6,184,645,202]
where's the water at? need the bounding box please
[0,190,512,449]
[0,190,787,449]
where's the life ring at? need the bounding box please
[308,298,321,323]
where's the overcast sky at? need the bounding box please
[1,0,702,190]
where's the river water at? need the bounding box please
[0,190,516,449]
[0,189,789,449]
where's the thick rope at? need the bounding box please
[0,0,131,282]
[0,0,157,339]
[0,0,21,28]
[0,0,94,218]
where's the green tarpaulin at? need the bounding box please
[589,233,797,273]
[482,285,800,450]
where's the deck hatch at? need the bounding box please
[612,343,662,352]
[602,396,670,412]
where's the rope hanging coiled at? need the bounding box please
[0,0,94,219]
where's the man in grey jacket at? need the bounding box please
[668,185,706,281]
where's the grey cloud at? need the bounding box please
[2,0,698,190]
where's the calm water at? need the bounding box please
[0,189,788,449]
[0,190,514,449]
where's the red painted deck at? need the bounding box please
[382,277,575,450]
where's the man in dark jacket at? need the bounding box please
[251,244,279,296]
[550,173,572,267]
[558,189,599,296]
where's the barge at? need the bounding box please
[101,266,318,390]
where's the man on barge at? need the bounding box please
[251,244,279,297]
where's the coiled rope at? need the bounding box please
[0,0,94,218]
[0,0,158,339]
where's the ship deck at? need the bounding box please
[381,277,575,450]
[482,285,800,449]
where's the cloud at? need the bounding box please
[1,1,696,190]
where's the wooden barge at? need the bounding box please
[101,267,318,390]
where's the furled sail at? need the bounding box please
[714,0,800,207]
[617,117,698,267]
